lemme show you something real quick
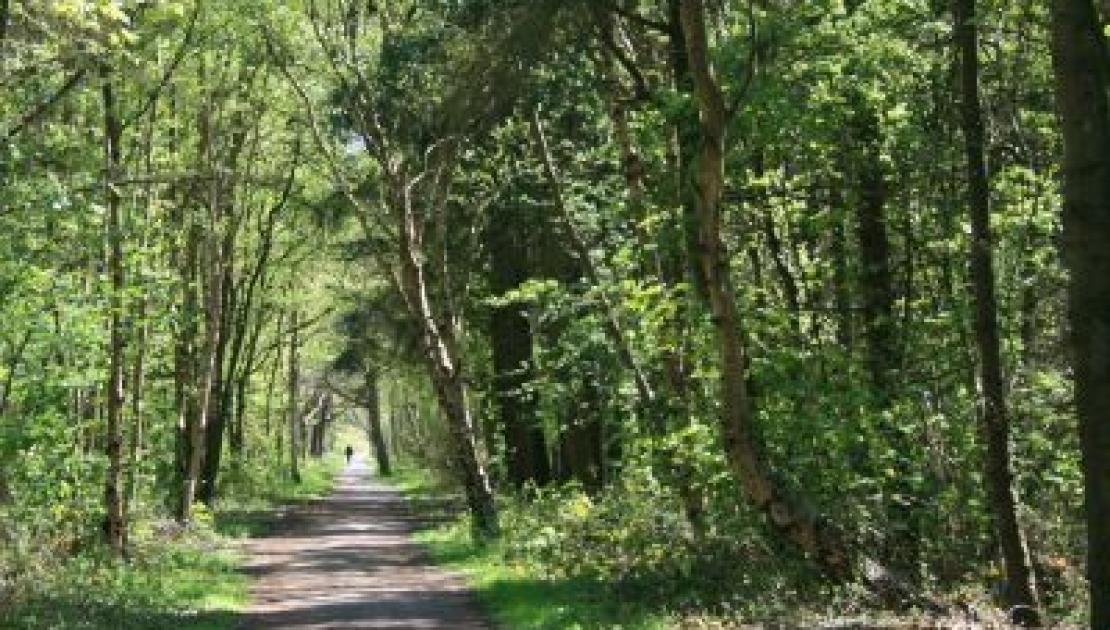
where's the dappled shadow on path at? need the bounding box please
[239,457,491,629]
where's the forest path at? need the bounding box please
[239,456,492,629]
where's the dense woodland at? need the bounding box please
[1,0,1109,627]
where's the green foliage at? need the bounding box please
[1,523,245,630]
[0,456,342,628]
[398,465,673,629]
[0,0,1096,625]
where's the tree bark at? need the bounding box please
[288,310,302,484]
[393,160,499,537]
[830,192,853,350]
[487,201,550,489]
[676,0,852,579]
[365,370,391,476]
[1049,1,1110,625]
[179,99,225,523]
[100,64,127,555]
[954,0,1041,624]
[849,99,897,397]
[200,242,235,506]
[173,219,201,522]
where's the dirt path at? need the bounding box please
[240,457,492,629]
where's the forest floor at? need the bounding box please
[238,456,491,629]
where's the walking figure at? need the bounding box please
[345,445,354,465]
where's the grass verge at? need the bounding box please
[392,465,673,630]
[0,454,344,630]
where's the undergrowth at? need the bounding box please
[0,454,343,629]
[393,459,1059,629]
[394,465,673,629]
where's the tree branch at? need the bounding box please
[4,69,88,141]
[123,0,202,130]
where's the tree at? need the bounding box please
[954,0,1040,623]
[487,199,551,488]
[100,60,127,555]
[1049,0,1110,624]
[674,0,852,577]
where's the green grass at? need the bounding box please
[0,455,345,630]
[393,465,673,630]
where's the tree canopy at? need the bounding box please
[1,0,1108,627]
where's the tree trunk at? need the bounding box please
[954,0,1041,623]
[1049,1,1110,625]
[676,0,852,579]
[365,370,391,476]
[830,191,853,350]
[179,101,225,523]
[488,202,550,489]
[394,169,498,537]
[180,227,222,521]
[200,245,235,506]
[849,100,897,397]
[126,296,147,514]
[173,220,200,522]
[265,312,284,443]
[313,394,331,457]
[100,64,127,555]
[288,310,302,484]
[557,367,605,490]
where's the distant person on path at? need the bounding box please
[345,445,354,465]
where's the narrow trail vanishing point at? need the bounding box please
[240,457,492,629]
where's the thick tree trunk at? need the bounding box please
[557,369,605,490]
[1049,1,1110,625]
[365,370,391,476]
[488,202,550,489]
[312,394,332,457]
[954,0,1040,624]
[100,65,127,555]
[676,0,852,579]
[849,103,897,396]
[430,365,499,536]
[0,0,9,46]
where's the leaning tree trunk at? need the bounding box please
[1049,1,1110,626]
[955,0,1040,623]
[676,0,851,579]
[394,170,498,538]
